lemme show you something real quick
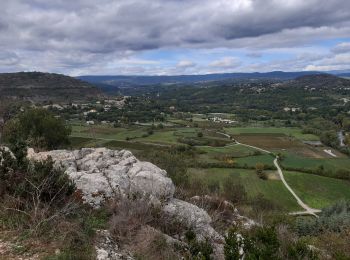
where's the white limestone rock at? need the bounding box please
[27,147,224,258]
[163,199,223,243]
[27,148,175,207]
[95,230,134,260]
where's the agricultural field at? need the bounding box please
[284,171,350,209]
[70,122,231,146]
[224,127,320,141]
[188,168,300,211]
[69,121,350,212]
[280,152,350,172]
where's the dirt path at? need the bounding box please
[235,141,272,154]
[273,158,321,217]
[217,132,321,217]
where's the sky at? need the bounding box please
[0,0,350,76]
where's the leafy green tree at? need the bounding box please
[3,108,71,150]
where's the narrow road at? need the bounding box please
[273,157,321,217]
[217,132,321,217]
[235,141,272,154]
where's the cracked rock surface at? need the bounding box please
[27,148,175,208]
[27,147,224,258]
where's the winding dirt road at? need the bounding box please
[220,135,321,217]
[273,157,321,217]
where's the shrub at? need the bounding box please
[255,163,267,180]
[185,229,213,260]
[250,194,281,212]
[296,200,350,236]
[0,146,77,236]
[224,227,243,260]
[2,108,71,150]
[143,149,190,189]
[244,226,280,259]
[109,195,159,242]
[222,175,247,204]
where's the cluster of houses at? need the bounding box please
[40,97,129,126]
[283,107,301,112]
[208,116,237,124]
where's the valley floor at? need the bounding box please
[68,119,350,214]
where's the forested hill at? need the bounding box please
[287,74,350,88]
[0,72,101,102]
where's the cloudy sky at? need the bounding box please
[1,0,350,76]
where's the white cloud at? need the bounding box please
[210,57,242,68]
[177,60,196,68]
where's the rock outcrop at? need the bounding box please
[27,148,224,258]
[27,148,175,208]
[95,230,134,260]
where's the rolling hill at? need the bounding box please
[284,74,350,89]
[0,72,101,102]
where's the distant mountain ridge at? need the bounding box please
[0,72,100,102]
[78,71,324,87]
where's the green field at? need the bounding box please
[71,123,233,147]
[188,168,300,211]
[284,171,350,209]
[235,154,275,168]
[69,122,350,214]
[224,127,319,141]
[281,152,350,172]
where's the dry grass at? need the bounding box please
[126,226,183,260]
[108,195,159,243]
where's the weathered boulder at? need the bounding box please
[27,148,224,258]
[27,148,175,207]
[163,199,222,242]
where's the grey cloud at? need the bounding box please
[0,0,350,74]
[332,42,350,53]
[0,51,20,66]
[246,52,262,58]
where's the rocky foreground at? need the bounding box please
[27,148,225,259]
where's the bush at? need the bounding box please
[244,226,280,259]
[143,149,190,188]
[224,227,243,259]
[0,146,77,237]
[296,200,350,236]
[250,194,281,212]
[109,195,159,242]
[0,147,75,204]
[255,163,267,180]
[185,229,213,260]
[222,175,247,204]
[2,108,71,150]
